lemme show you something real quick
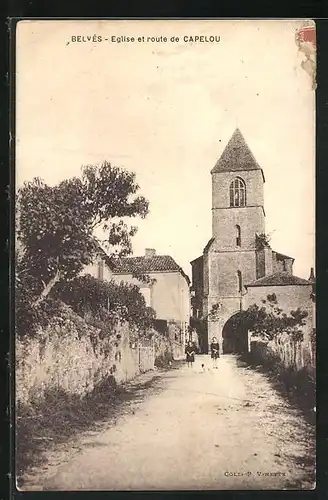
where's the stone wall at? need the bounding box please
[16,306,172,408]
[208,249,257,297]
[250,336,314,374]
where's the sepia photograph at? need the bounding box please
[14,19,316,491]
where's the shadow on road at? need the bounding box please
[236,355,316,489]
[16,362,183,488]
[237,355,315,425]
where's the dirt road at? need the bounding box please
[23,355,315,491]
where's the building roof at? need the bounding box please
[111,254,190,284]
[246,271,311,288]
[190,255,203,265]
[203,237,215,254]
[190,238,215,264]
[273,251,295,262]
[211,128,265,181]
[96,245,114,268]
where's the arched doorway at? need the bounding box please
[222,311,248,354]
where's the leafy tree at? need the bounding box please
[54,274,156,332]
[244,293,308,343]
[16,162,149,307]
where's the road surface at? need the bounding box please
[22,355,315,491]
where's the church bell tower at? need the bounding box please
[211,128,265,248]
[205,128,266,348]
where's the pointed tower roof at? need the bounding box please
[211,129,264,180]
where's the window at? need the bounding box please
[237,270,242,292]
[230,177,246,207]
[236,225,241,247]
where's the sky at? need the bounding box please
[16,20,315,279]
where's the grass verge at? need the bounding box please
[240,353,316,425]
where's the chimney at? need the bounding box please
[309,267,315,282]
[145,248,156,258]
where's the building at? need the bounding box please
[243,271,314,352]
[190,128,314,354]
[83,248,191,352]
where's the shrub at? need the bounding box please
[54,274,156,332]
[244,293,308,343]
[154,351,173,368]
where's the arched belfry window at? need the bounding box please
[236,225,241,247]
[237,270,242,293]
[230,177,246,207]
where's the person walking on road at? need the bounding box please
[210,337,220,369]
[185,341,195,368]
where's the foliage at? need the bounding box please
[154,352,173,368]
[310,328,316,361]
[207,302,222,322]
[15,292,95,340]
[16,248,73,338]
[131,272,157,285]
[244,347,316,423]
[16,161,149,306]
[54,274,156,332]
[244,293,308,342]
[255,232,271,250]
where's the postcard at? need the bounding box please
[14,19,316,491]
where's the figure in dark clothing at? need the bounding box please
[210,337,220,368]
[185,341,195,368]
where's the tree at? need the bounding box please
[244,293,308,343]
[54,274,156,332]
[16,162,149,307]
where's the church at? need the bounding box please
[190,129,314,355]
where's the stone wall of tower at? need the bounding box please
[212,169,265,245]
[205,248,255,350]
[212,207,265,252]
[206,289,246,352]
[209,165,265,300]
[208,250,257,297]
[198,129,269,351]
[206,164,266,350]
[212,171,265,253]
[255,249,266,279]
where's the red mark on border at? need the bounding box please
[298,26,316,47]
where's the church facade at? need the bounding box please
[190,129,314,354]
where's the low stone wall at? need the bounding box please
[250,334,314,375]
[248,335,315,414]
